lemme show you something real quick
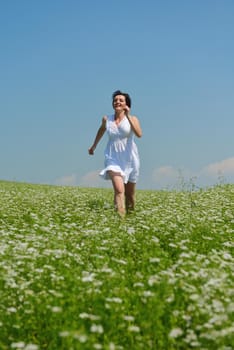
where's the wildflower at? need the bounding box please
[73,333,87,343]
[90,324,104,334]
[148,275,159,286]
[151,236,159,243]
[184,329,198,344]
[11,343,25,349]
[223,252,232,260]
[109,343,116,350]
[169,327,183,338]
[189,294,199,301]
[223,241,234,247]
[169,243,177,248]
[111,258,127,265]
[59,331,70,337]
[142,290,154,297]
[51,306,62,313]
[127,227,135,234]
[180,252,191,259]
[166,295,175,303]
[81,272,95,282]
[7,307,17,313]
[128,325,140,332]
[123,315,135,322]
[106,297,122,303]
[100,267,114,274]
[133,282,144,288]
[25,345,39,350]
[79,313,100,320]
[149,257,160,263]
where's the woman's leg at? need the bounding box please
[108,171,126,216]
[124,182,136,212]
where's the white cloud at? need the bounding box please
[54,157,234,190]
[152,166,184,188]
[54,170,111,188]
[54,174,78,186]
[79,170,111,188]
[152,157,234,189]
[201,157,234,177]
[152,166,178,181]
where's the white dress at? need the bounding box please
[100,114,140,184]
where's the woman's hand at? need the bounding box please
[124,106,130,115]
[88,146,95,155]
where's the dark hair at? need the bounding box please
[112,90,131,108]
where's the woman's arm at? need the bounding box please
[126,115,142,138]
[124,107,142,138]
[88,116,107,155]
[127,115,142,138]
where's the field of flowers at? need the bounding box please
[0,180,233,350]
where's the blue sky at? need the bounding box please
[1,0,234,190]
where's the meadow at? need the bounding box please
[0,180,233,350]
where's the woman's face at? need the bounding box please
[113,94,127,112]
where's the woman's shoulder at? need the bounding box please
[129,114,139,121]
[102,114,114,122]
[101,114,113,128]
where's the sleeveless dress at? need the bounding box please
[99,114,140,184]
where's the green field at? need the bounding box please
[0,180,233,350]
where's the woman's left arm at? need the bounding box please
[126,115,142,138]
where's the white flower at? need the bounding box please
[223,241,234,247]
[151,236,159,243]
[7,307,17,313]
[149,257,160,263]
[223,252,232,260]
[111,258,127,265]
[127,227,135,234]
[128,325,140,332]
[169,327,183,338]
[11,343,25,349]
[180,252,191,259]
[81,272,95,282]
[90,324,104,334]
[73,334,87,343]
[169,243,177,248]
[79,313,100,320]
[123,315,135,322]
[59,331,70,337]
[93,344,102,349]
[189,294,199,301]
[109,342,116,350]
[148,275,159,286]
[51,306,62,313]
[106,297,122,303]
[142,290,154,297]
[25,345,39,350]
[133,282,144,288]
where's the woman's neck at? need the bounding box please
[114,110,125,119]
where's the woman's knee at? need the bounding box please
[110,174,124,194]
[125,182,135,195]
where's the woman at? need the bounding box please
[88,90,142,217]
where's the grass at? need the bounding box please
[0,180,233,350]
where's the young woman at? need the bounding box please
[88,90,142,217]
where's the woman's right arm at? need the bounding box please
[88,116,107,155]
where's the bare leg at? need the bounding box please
[124,182,136,213]
[108,171,126,217]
